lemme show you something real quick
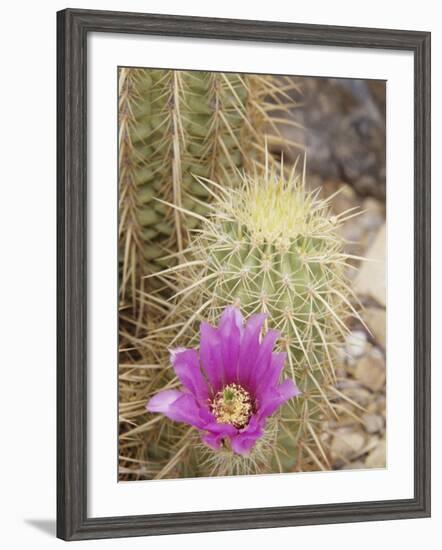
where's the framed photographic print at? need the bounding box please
[57,8,431,541]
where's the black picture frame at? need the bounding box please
[57,8,431,541]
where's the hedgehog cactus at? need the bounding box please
[162,158,362,473]
[118,67,299,305]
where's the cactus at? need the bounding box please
[117,68,322,480]
[156,158,363,474]
[118,67,300,306]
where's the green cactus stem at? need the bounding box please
[157,157,363,474]
[118,68,300,308]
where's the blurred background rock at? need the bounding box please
[274,76,387,471]
[276,77,386,200]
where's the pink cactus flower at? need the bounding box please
[146,306,300,456]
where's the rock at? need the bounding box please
[362,413,384,434]
[354,223,386,306]
[332,183,359,215]
[340,383,373,407]
[280,78,386,199]
[345,330,368,360]
[365,439,386,468]
[359,198,384,232]
[365,435,382,453]
[331,430,366,461]
[335,365,347,379]
[376,395,387,417]
[354,349,386,392]
[342,220,364,243]
[364,307,386,349]
[343,460,366,470]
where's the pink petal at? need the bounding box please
[202,419,238,451]
[200,321,224,391]
[255,352,286,398]
[170,348,209,404]
[237,313,266,386]
[218,308,243,384]
[248,329,280,391]
[170,393,210,428]
[204,421,238,437]
[230,416,264,456]
[146,389,182,413]
[219,306,244,335]
[257,378,300,420]
[146,390,208,429]
[202,432,223,451]
[279,378,301,399]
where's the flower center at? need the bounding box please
[211,383,253,429]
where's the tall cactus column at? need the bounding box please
[118,68,300,307]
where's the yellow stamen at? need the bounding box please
[211,383,252,429]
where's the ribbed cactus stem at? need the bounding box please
[164,159,362,472]
[118,68,300,303]
[118,68,145,307]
